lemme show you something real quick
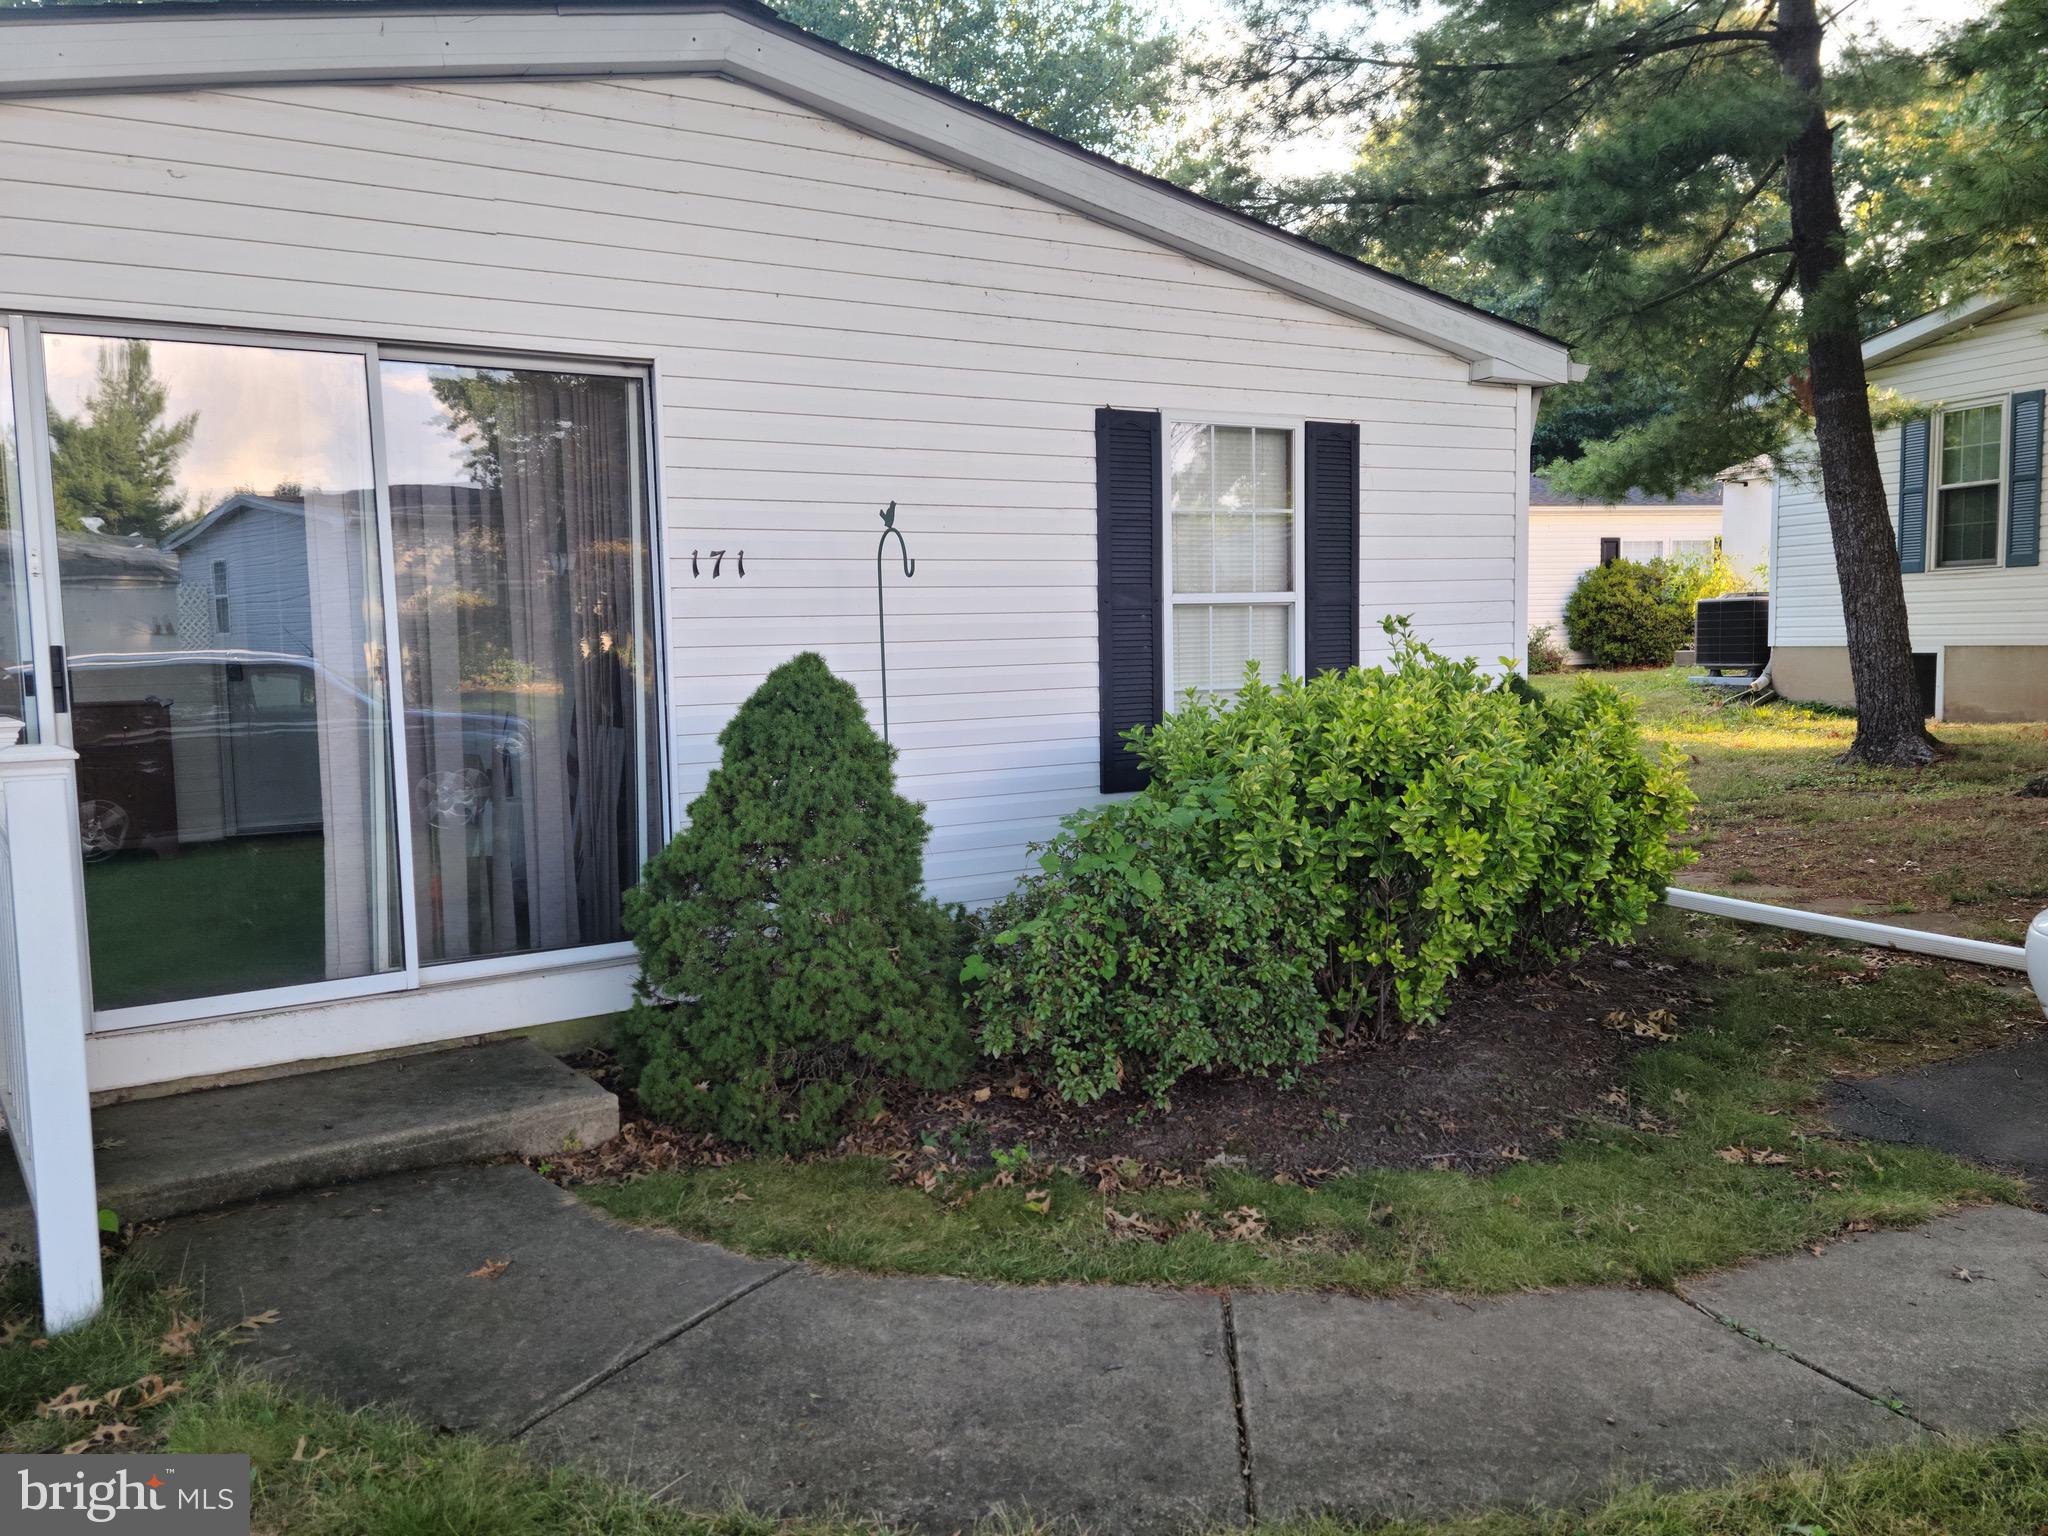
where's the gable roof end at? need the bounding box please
[1863,293,2019,372]
[0,0,1578,387]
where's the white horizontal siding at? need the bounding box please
[1774,303,2048,648]
[1527,508,1725,647]
[0,73,1523,907]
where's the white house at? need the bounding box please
[0,0,1574,1324]
[1771,295,2045,722]
[1526,475,1724,656]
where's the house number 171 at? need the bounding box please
[692,550,744,578]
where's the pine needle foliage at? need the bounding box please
[618,653,969,1153]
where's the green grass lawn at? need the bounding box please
[1538,667,2048,942]
[84,833,328,1010]
[583,911,2034,1296]
[6,1263,2045,1536]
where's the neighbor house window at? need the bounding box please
[1670,538,1717,561]
[1936,402,2002,566]
[210,559,230,633]
[1167,423,1298,697]
[1620,538,1664,562]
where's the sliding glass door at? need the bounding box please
[9,320,661,1026]
[380,360,659,964]
[41,332,403,1013]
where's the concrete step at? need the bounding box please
[0,1040,617,1260]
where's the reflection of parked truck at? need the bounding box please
[55,650,533,860]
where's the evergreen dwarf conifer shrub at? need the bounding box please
[618,653,968,1153]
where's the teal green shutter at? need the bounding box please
[2007,389,2042,567]
[1897,416,1929,574]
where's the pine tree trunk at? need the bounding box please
[1774,0,1940,765]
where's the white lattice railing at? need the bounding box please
[0,745,102,1331]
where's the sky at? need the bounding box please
[42,335,469,524]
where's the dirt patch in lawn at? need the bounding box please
[551,946,1703,1185]
[1686,793,2048,943]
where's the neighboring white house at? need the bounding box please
[1526,475,1723,656]
[0,0,1577,1314]
[1771,295,2045,722]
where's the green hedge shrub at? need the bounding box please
[965,786,1324,1105]
[963,626,1693,1099]
[1490,679,1695,969]
[1563,558,1694,667]
[617,652,969,1153]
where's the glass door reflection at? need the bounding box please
[381,360,659,963]
[42,332,402,1011]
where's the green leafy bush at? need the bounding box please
[1661,544,1752,608]
[1527,623,1567,674]
[617,652,969,1153]
[1564,557,1694,667]
[1490,679,1696,969]
[963,625,1694,1099]
[965,787,1324,1105]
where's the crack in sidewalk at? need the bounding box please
[509,1262,799,1439]
[1673,1289,1942,1434]
[1220,1291,1258,1523]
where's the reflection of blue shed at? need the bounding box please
[163,494,316,656]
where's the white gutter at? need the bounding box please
[1666,887,2048,1011]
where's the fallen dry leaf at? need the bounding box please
[1022,1188,1053,1216]
[159,1314,200,1359]
[1223,1206,1267,1241]
[38,1385,101,1421]
[1104,1208,1168,1243]
[130,1375,182,1410]
[292,1435,333,1464]
[971,1087,992,1104]
[62,1422,135,1454]
[234,1310,282,1331]
[1714,1146,1792,1166]
[465,1259,511,1281]
[1952,1266,1976,1284]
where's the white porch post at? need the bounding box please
[0,744,103,1331]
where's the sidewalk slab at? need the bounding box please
[135,1164,777,1433]
[1234,1287,1913,1523]
[523,1270,1244,1535]
[1,1040,619,1260]
[1827,1037,2048,1184]
[1684,1204,2048,1434]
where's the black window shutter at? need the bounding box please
[2008,389,2042,567]
[1302,421,1361,674]
[1898,415,1929,573]
[1096,407,1162,793]
[1599,536,1620,565]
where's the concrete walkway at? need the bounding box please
[136,1168,2048,1533]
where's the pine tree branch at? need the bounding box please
[1722,260,1801,402]
[1272,27,1779,78]
[1632,242,1797,316]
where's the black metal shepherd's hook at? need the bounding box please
[876,501,915,745]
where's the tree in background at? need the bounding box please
[46,339,195,541]
[772,0,1181,159]
[1211,0,1985,765]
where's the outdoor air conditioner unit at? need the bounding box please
[1694,593,1771,677]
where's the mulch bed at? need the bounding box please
[544,944,1704,1189]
